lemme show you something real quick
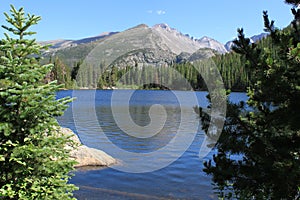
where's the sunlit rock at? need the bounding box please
[61,127,117,168]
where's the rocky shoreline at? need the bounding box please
[60,127,117,168]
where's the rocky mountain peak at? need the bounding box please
[128,24,149,30]
[152,24,228,54]
[153,23,170,29]
[199,36,211,41]
[196,36,227,54]
[152,23,179,34]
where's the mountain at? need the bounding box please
[250,33,268,43]
[43,23,227,68]
[175,48,218,64]
[225,32,269,51]
[40,32,118,51]
[188,48,218,62]
[109,48,176,68]
[74,24,176,67]
[151,24,226,54]
[196,36,227,54]
[224,41,235,52]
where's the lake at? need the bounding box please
[57,90,247,200]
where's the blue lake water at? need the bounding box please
[57,90,247,200]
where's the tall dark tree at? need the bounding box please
[71,60,82,81]
[201,1,300,199]
[0,6,77,199]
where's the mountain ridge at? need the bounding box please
[225,32,269,51]
[40,32,118,51]
[43,23,268,70]
[42,23,227,55]
[43,23,228,69]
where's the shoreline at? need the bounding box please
[59,88,247,93]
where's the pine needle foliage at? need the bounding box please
[0,5,77,199]
[201,1,300,199]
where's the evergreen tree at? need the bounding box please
[97,76,105,89]
[71,60,81,81]
[110,66,117,87]
[51,57,73,88]
[201,1,300,199]
[0,6,77,199]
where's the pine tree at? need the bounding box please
[51,57,73,88]
[0,6,77,199]
[110,66,117,87]
[71,60,81,81]
[201,1,300,199]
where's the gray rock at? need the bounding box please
[60,127,117,168]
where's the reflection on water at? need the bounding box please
[57,90,247,199]
[97,105,181,153]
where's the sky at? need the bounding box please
[0,0,295,44]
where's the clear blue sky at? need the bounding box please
[0,0,294,44]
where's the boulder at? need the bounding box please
[60,127,117,168]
